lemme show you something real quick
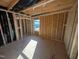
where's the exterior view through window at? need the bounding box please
[34,19,40,31]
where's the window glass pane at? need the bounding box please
[34,19,40,31]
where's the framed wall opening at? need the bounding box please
[34,18,40,32]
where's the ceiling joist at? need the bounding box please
[22,0,53,11]
[8,0,19,10]
[22,0,76,15]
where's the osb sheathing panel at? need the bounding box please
[64,2,77,56]
[0,0,18,8]
[23,0,76,15]
[32,12,68,41]
[0,0,12,7]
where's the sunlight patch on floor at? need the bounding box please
[17,39,37,59]
[17,55,24,59]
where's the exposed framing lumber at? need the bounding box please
[0,24,6,45]
[18,14,23,38]
[56,13,59,40]
[60,12,67,41]
[12,13,19,40]
[32,9,69,42]
[23,19,26,35]
[32,0,54,9]
[21,0,48,12]
[70,18,78,59]
[22,0,76,15]
[6,12,13,42]
[32,9,70,17]
[12,13,30,40]
[0,8,30,46]
[0,8,28,16]
[22,0,73,12]
[67,4,77,55]
[33,13,67,42]
[30,17,33,35]
[26,20,28,35]
[63,2,77,59]
[8,0,19,10]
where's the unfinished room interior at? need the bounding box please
[0,0,78,59]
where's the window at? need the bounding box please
[34,19,40,31]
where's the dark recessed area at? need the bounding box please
[12,0,39,12]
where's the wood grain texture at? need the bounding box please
[32,12,68,41]
[63,2,78,59]
[22,0,76,15]
[13,13,31,40]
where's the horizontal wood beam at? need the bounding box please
[8,0,19,10]
[32,8,70,17]
[22,0,76,15]
[0,8,28,16]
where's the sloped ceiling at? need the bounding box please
[12,0,39,12]
[0,0,19,10]
[0,0,77,15]
[22,0,76,15]
[0,0,41,11]
[0,0,14,8]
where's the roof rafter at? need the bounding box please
[7,0,19,10]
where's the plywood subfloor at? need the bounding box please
[0,36,68,59]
